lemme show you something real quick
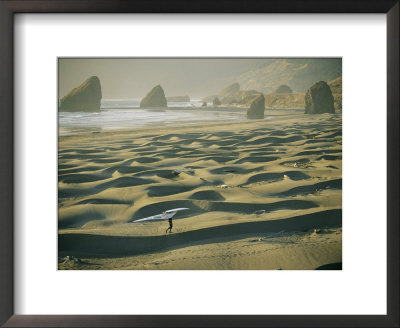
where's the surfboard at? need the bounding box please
[130,208,189,223]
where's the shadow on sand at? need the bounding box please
[59,209,341,258]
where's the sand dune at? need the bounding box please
[58,110,342,270]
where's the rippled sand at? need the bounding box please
[58,110,342,270]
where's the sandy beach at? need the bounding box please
[58,109,342,270]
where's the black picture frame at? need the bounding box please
[0,1,398,327]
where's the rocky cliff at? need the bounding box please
[219,82,240,97]
[265,93,305,109]
[328,76,342,111]
[59,76,102,112]
[237,59,341,93]
[140,85,167,108]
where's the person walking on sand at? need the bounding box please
[166,217,173,233]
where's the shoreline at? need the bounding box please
[59,109,309,139]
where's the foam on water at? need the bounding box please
[59,99,249,135]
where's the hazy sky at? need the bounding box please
[58,58,274,99]
[59,58,341,99]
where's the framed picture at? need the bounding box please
[0,0,398,327]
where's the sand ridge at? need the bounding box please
[58,110,342,270]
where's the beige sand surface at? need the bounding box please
[58,110,342,270]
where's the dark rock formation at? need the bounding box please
[140,85,167,108]
[247,94,265,119]
[166,95,190,102]
[273,84,293,94]
[219,82,240,97]
[59,76,102,112]
[305,81,335,114]
[213,97,222,106]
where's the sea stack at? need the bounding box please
[140,85,167,108]
[59,76,102,112]
[247,94,265,119]
[304,81,335,114]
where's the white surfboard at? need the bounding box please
[130,208,189,223]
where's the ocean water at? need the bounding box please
[101,99,206,109]
[58,99,249,135]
